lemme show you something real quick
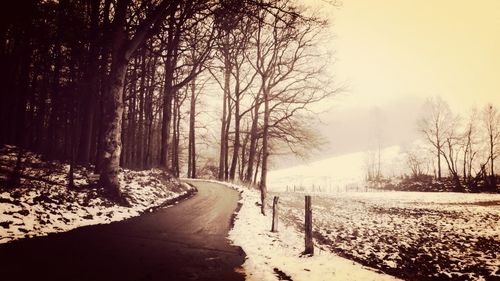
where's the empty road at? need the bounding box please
[0,181,245,281]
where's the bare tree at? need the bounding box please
[246,2,334,215]
[405,147,430,178]
[439,118,463,190]
[482,103,500,186]
[228,19,259,180]
[418,97,454,181]
[460,108,479,185]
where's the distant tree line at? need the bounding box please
[0,0,334,209]
[363,98,498,192]
[416,98,499,191]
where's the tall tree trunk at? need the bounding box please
[120,97,127,167]
[171,93,180,177]
[188,78,197,178]
[254,143,262,184]
[246,93,261,182]
[239,129,249,179]
[437,140,441,180]
[98,0,129,203]
[224,90,232,180]
[126,68,137,168]
[99,56,127,202]
[144,56,157,168]
[137,48,146,168]
[435,121,442,181]
[160,12,178,168]
[259,87,270,215]
[218,71,229,179]
[160,78,173,168]
[490,131,495,185]
[219,32,231,180]
[229,80,241,180]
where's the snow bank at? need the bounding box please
[199,179,399,281]
[0,146,195,244]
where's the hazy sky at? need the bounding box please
[300,0,500,157]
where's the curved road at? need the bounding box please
[0,181,245,281]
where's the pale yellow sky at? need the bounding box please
[304,0,500,112]
[285,0,500,158]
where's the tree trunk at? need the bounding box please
[254,144,262,185]
[218,100,228,180]
[98,0,129,203]
[99,57,127,203]
[239,130,249,179]
[259,86,270,216]
[246,94,261,182]
[224,90,232,180]
[137,48,146,168]
[126,68,137,168]
[229,96,240,180]
[160,12,178,169]
[144,56,156,168]
[491,132,495,182]
[171,93,181,177]
[188,78,197,178]
[437,141,442,180]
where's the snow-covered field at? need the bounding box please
[201,180,399,281]
[273,191,500,280]
[0,145,195,244]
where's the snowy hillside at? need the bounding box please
[268,146,404,192]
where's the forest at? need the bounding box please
[0,0,334,208]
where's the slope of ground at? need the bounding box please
[274,191,500,280]
[0,144,195,244]
[268,146,403,192]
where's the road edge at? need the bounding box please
[142,182,198,214]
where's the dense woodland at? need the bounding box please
[0,0,334,211]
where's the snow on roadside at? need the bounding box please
[0,146,195,244]
[199,179,399,281]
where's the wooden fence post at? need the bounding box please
[304,195,314,255]
[271,196,279,232]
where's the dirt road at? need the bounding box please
[0,181,245,281]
